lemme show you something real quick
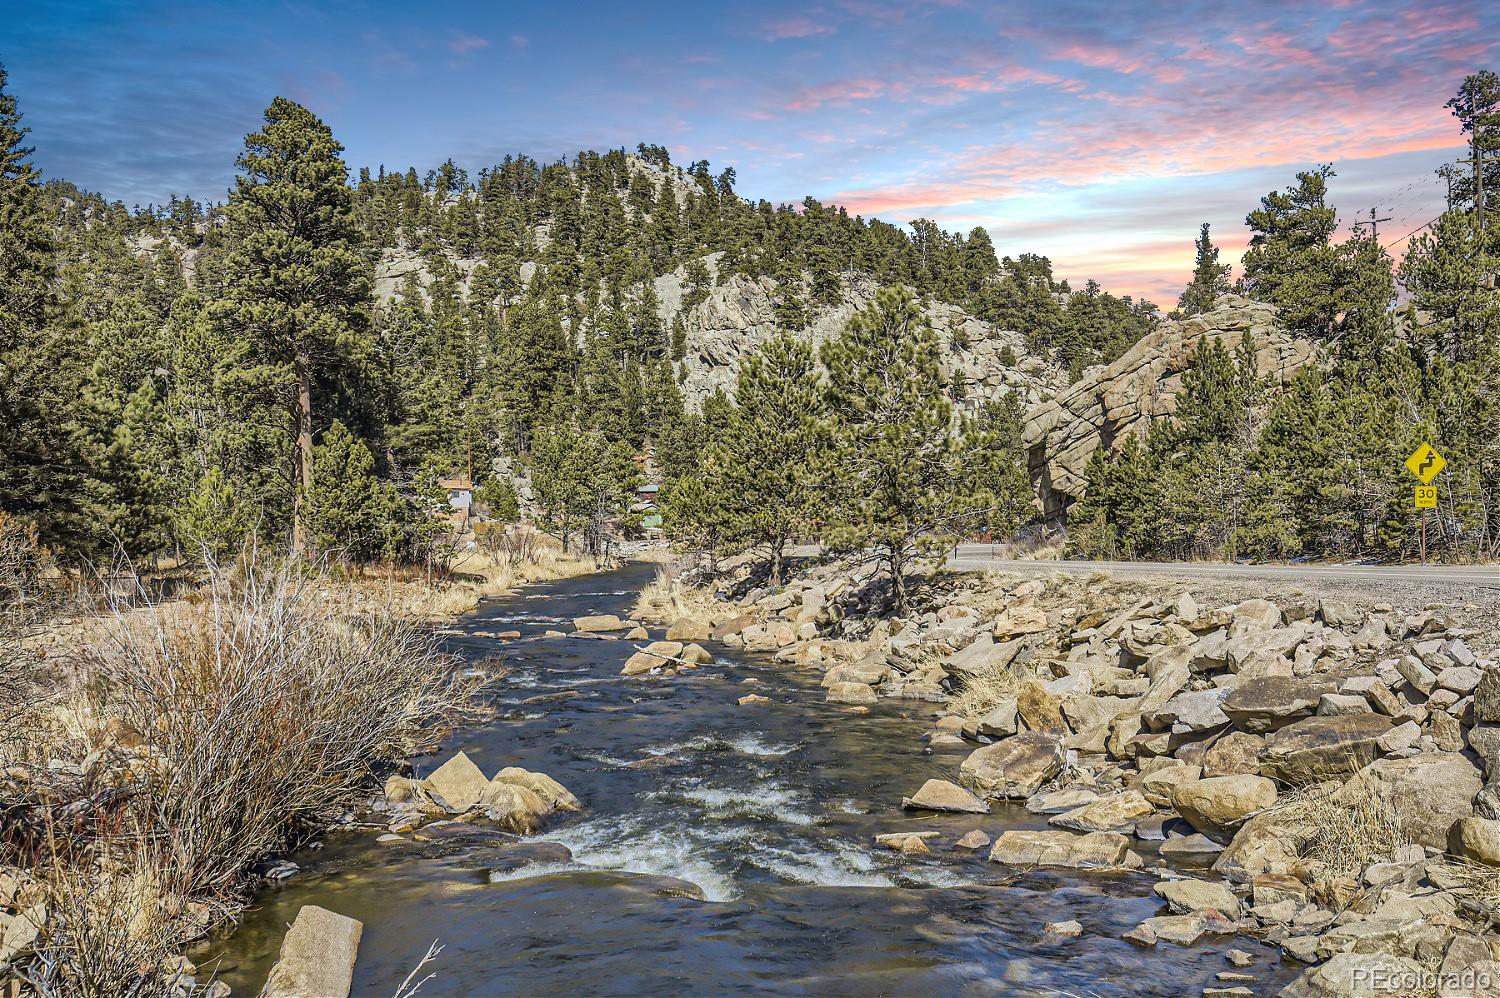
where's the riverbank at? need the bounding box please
[0,534,610,995]
[199,561,1307,995]
[631,551,1500,995]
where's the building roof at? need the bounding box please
[438,478,473,491]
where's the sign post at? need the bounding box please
[1403,444,1447,566]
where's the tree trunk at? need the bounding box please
[291,351,314,558]
[770,536,785,587]
[888,543,907,615]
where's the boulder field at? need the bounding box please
[641,553,1500,996]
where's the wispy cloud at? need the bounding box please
[447,32,490,54]
[760,16,835,40]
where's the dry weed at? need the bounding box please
[633,568,719,624]
[1266,782,1410,880]
[950,660,1037,720]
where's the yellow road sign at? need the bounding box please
[1414,486,1437,509]
[1404,443,1447,484]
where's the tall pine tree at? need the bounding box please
[209,98,373,555]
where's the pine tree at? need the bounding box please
[821,288,982,612]
[177,466,255,562]
[0,65,90,557]
[305,420,417,564]
[1176,223,1231,316]
[717,332,829,584]
[210,97,373,555]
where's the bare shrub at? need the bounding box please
[79,558,476,898]
[15,839,188,998]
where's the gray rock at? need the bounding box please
[1278,952,1426,997]
[826,681,878,705]
[1318,693,1374,717]
[1448,816,1500,865]
[1153,878,1241,916]
[987,829,1140,869]
[1221,677,1335,734]
[1395,654,1439,695]
[261,905,363,998]
[423,751,491,812]
[958,732,1065,800]
[1049,790,1155,834]
[1170,775,1278,839]
[1438,666,1483,695]
[1261,714,1393,784]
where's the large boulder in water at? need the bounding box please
[988,830,1140,870]
[422,751,490,811]
[902,779,989,814]
[261,905,363,998]
[574,614,626,633]
[958,732,1065,800]
[622,641,684,675]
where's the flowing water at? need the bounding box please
[203,563,1296,996]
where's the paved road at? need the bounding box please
[945,544,1500,588]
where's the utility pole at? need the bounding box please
[1359,207,1392,242]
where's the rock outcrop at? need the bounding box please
[655,265,1067,412]
[1022,295,1318,520]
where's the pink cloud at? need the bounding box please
[761,16,835,41]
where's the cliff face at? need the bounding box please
[1022,295,1318,521]
[654,259,1068,412]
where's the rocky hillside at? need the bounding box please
[1024,295,1319,521]
[651,256,1067,411]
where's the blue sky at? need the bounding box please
[4,0,1495,303]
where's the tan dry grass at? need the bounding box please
[950,660,1038,720]
[1266,782,1411,880]
[402,526,597,620]
[2,557,486,994]
[633,570,720,624]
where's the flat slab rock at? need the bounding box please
[1261,713,1393,784]
[988,830,1141,870]
[1049,790,1154,834]
[902,779,989,814]
[261,905,363,998]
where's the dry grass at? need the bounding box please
[429,526,594,615]
[950,660,1038,720]
[1442,859,1500,915]
[1266,782,1411,881]
[633,567,720,624]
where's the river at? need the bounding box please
[202,562,1296,996]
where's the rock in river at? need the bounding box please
[423,751,490,812]
[902,779,989,814]
[988,830,1140,870]
[958,732,1065,800]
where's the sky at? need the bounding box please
[3,0,1496,305]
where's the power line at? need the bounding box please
[1384,215,1442,250]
